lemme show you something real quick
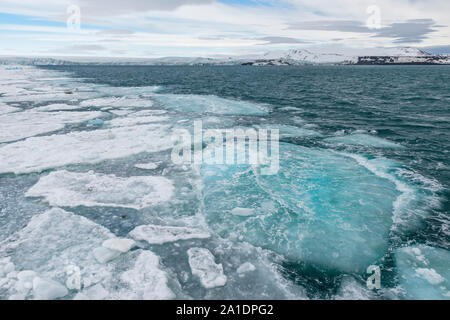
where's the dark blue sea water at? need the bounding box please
[1,65,449,299]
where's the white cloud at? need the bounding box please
[0,0,448,57]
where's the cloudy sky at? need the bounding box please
[0,0,449,57]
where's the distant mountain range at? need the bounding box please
[1,47,449,66]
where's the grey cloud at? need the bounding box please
[288,19,442,43]
[198,36,225,40]
[373,19,439,43]
[257,36,309,44]
[288,20,372,33]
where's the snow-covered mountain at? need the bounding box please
[0,47,447,66]
[241,47,434,65]
[257,49,357,64]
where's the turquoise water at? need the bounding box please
[0,65,449,299]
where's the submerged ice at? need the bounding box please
[395,245,450,299]
[202,142,405,273]
[154,94,268,115]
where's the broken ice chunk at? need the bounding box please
[120,251,175,300]
[26,170,174,209]
[187,248,227,289]
[32,277,68,300]
[134,162,160,170]
[93,247,121,264]
[102,238,136,253]
[236,262,256,274]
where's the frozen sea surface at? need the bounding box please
[0,65,448,300]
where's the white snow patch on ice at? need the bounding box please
[26,170,174,209]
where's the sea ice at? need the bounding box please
[187,248,227,289]
[0,110,102,143]
[32,104,83,112]
[107,115,169,127]
[134,162,160,170]
[236,262,256,274]
[80,97,153,109]
[32,277,68,300]
[109,109,134,116]
[93,247,122,264]
[119,251,175,300]
[0,123,173,174]
[73,283,109,300]
[26,170,175,209]
[0,208,115,299]
[395,245,450,299]
[130,224,210,245]
[0,90,98,103]
[0,208,175,300]
[0,102,21,115]
[102,238,136,253]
